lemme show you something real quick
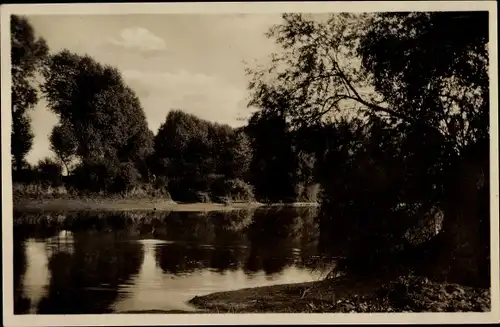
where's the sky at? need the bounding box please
[24,14,283,165]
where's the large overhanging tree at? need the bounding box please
[247,12,489,283]
[248,12,488,146]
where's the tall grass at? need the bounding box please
[12,183,172,201]
[13,183,71,199]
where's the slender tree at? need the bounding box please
[49,123,78,175]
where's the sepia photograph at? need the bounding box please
[1,1,499,326]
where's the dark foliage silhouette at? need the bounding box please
[41,50,154,193]
[246,12,489,286]
[11,15,49,179]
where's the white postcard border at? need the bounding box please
[1,2,498,326]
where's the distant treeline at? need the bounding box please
[11,12,490,287]
[11,15,321,204]
[13,107,321,204]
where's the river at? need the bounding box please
[13,207,333,314]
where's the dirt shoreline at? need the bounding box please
[13,198,319,212]
[188,275,491,313]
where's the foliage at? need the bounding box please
[11,165,38,185]
[41,50,154,192]
[13,183,70,200]
[222,129,253,180]
[246,111,291,202]
[49,123,78,175]
[245,110,318,203]
[154,175,169,194]
[358,13,490,283]
[36,157,63,186]
[69,160,118,193]
[114,162,141,193]
[195,191,212,204]
[152,110,253,202]
[325,275,490,313]
[247,11,488,154]
[359,12,489,147]
[10,15,49,176]
[248,12,489,283]
[211,178,255,203]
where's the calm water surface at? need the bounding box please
[13,207,332,314]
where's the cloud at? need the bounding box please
[109,27,166,52]
[123,70,251,133]
[26,99,60,165]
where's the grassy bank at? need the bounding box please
[12,183,321,212]
[14,199,320,213]
[13,198,268,212]
[189,275,490,313]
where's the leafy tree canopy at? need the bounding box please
[247,12,488,152]
[247,12,490,278]
[152,110,252,200]
[42,50,153,191]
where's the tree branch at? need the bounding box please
[315,36,410,124]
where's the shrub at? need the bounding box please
[112,162,141,193]
[70,161,118,192]
[295,183,322,203]
[210,178,254,202]
[155,175,169,192]
[227,179,254,201]
[12,165,39,184]
[167,178,202,202]
[36,158,63,187]
[68,160,144,194]
[195,191,211,203]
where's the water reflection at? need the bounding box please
[13,207,331,314]
[46,230,75,255]
[36,231,144,314]
[21,240,50,314]
[113,239,196,313]
[13,234,29,314]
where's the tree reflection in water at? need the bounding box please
[13,207,330,314]
[13,233,30,314]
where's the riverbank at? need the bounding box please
[13,198,319,212]
[189,275,491,313]
[13,198,259,212]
